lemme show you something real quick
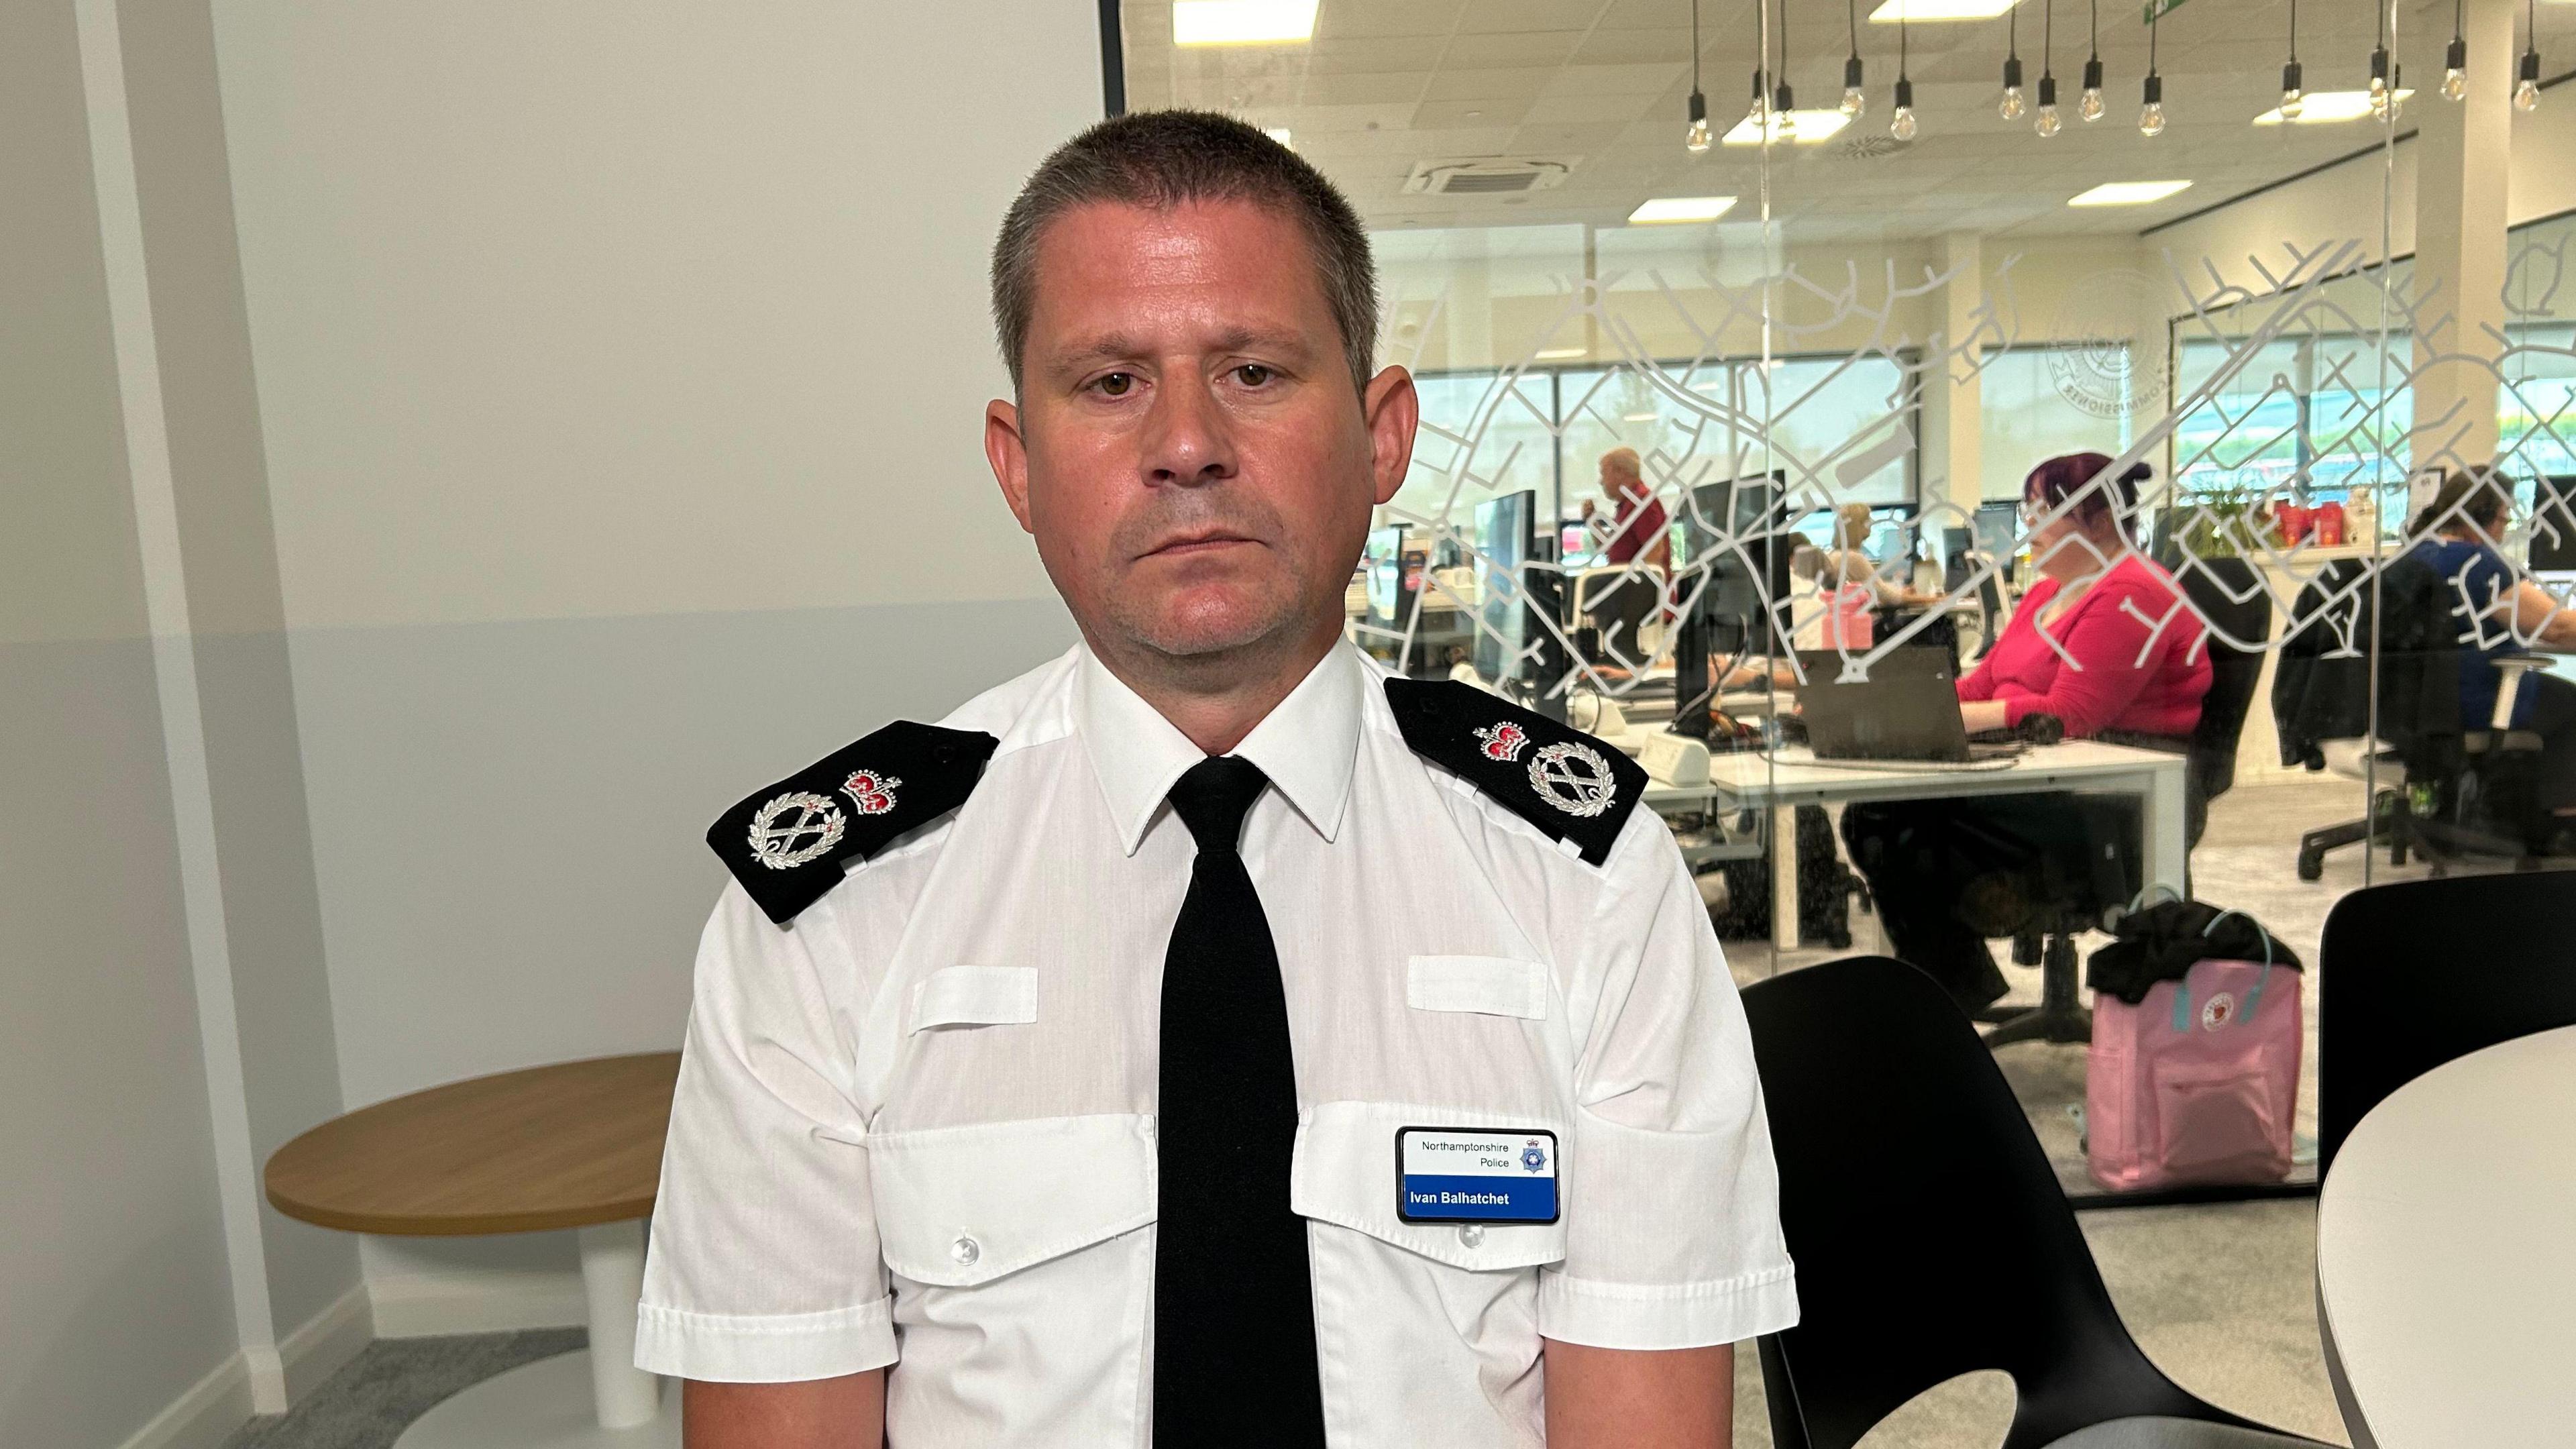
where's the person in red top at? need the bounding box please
[1591,447,1670,568]
[1841,453,2212,1012]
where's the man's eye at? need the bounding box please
[1093,373,1136,397]
[1234,364,1275,388]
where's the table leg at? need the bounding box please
[2140,765,2189,898]
[580,1221,659,1430]
[1771,805,1802,953]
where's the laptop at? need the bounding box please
[1794,649,2025,765]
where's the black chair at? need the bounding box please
[1745,957,2330,1449]
[2292,552,2552,877]
[2318,872,2576,1173]
[1983,566,2267,1049]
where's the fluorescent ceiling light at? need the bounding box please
[2253,89,2414,124]
[1173,0,1318,46]
[1534,346,1590,360]
[1868,0,2019,20]
[1721,109,1856,146]
[1621,411,1659,421]
[1264,126,1293,148]
[1627,195,1739,224]
[2068,179,2194,207]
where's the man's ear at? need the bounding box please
[1362,365,1419,507]
[985,398,1035,535]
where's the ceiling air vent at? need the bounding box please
[1401,157,1579,197]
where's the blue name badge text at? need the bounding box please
[1395,1126,1560,1225]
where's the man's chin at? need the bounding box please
[1108,591,1307,663]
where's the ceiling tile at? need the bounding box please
[1300,70,1435,104]
[1423,65,1562,99]
[1315,0,1466,40]
[1525,91,1660,124]
[1454,0,1611,36]
[1413,97,1537,127]
[1543,61,1690,97]
[1441,30,1589,68]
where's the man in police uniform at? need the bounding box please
[639,111,1796,1447]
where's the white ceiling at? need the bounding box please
[1120,0,2576,240]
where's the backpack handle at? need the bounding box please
[2170,908,2274,1032]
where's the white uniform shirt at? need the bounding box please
[637,641,1798,1445]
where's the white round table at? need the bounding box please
[2316,1024,2576,1449]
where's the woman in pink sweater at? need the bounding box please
[1841,453,2211,1012]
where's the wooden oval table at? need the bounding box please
[267,1052,682,1447]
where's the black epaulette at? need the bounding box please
[1383,678,1648,867]
[708,721,999,926]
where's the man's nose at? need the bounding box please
[1139,372,1237,488]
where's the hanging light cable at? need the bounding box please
[1892,7,1919,139]
[2037,0,2063,136]
[2445,0,2469,101]
[2080,0,2105,121]
[2369,0,2393,121]
[1684,0,1711,152]
[1843,0,1867,115]
[2001,1,2027,120]
[2140,1,2165,136]
[1774,0,1797,140]
[2281,0,2304,119]
[2518,0,2543,112]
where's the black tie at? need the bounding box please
[1154,756,1326,1444]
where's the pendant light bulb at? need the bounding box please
[2444,36,2469,101]
[2000,54,2027,119]
[1892,75,1918,140]
[2280,59,2304,119]
[2368,46,2390,117]
[2518,41,2543,113]
[2080,55,2105,121]
[2036,74,2061,137]
[1686,89,1712,153]
[1843,54,1867,116]
[2139,73,2164,136]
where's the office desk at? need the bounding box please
[1643,741,2189,952]
[2316,1025,2576,1449]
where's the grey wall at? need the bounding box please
[203,0,1106,1307]
[0,0,241,1442]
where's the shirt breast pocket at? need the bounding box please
[1406,955,1550,1020]
[867,1114,1155,1438]
[906,965,1038,1033]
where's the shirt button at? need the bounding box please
[950,1236,980,1267]
[1457,1224,1485,1248]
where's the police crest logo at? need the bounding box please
[1520,1140,1548,1174]
[747,790,847,871]
[841,769,902,816]
[1473,721,1529,763]
[1527,741,1617,818]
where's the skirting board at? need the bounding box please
[369,1268,588,1338]
[116,1285,373,1449]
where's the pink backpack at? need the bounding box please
[2086,912,2302,1193]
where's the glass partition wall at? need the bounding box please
[1120,0,2576,1206]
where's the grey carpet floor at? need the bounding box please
[220,1330,584,1449]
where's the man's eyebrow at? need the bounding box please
[1042,325,1318,374]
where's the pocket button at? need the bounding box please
[950,1235,981,1267]
[1457,1224,1485,1248]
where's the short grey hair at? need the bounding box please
[990,109,1380,397]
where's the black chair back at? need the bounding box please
[1743,957,2260,1449]
[2318,873,2576,1172]
[1578,571,1662,664]
[2171,557,2272,815]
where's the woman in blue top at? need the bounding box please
[2404,468,2576,815]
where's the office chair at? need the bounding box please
[1744,957,2331,1449]
[2290,553,2552,878]
[2318,872,2576,1173]
[1985,572,2264,1049]
[1574,566,1664,667]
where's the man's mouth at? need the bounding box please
[1143,531,1256,559]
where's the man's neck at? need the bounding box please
[1087,617,1343,757]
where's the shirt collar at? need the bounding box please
[1075,641,1364,857]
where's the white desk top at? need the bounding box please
[2316,1024,2576,1449]
[1641,738,2185,808]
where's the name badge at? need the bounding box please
[1395,1126,1560,1224]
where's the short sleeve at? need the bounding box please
[1538,817,1800,1350]
[635,883,897,1381]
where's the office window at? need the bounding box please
[1980,346,2135,500]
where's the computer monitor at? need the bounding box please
[1472,492,1534,686]
[1671,471,1793,735]
[2532,476,2576,571]
[1973,500,2020,567]
[1364,525,1410,625]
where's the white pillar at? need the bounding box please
[578,1221,661,1430]
[1927,233,1985,516]
[2410,0,2516,472]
